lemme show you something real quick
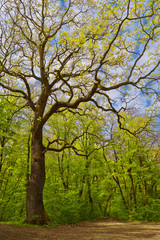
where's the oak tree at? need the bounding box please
[0,0,160,224]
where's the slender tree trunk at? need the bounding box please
[25,128,49,225]
[0,136,5,172]
[104,194,112,216]
[112,175,128,210]
[128,168,137,211]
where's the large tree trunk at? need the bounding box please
[25,127,50,225]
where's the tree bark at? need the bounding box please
[25,127,50,225]
[0,136,5,172]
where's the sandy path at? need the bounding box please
[0,220,160,240]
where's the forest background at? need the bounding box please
[0,0,160,226]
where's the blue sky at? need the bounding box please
[59,0,67,8]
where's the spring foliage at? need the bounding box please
[0,104,160,224]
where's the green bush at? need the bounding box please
[133,201,160,222]
[109,196,130,221]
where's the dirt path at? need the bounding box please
[0,220,160,240]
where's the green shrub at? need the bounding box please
[133,201,160,222]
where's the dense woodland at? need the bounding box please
[0,98,160,225]
[0,0,160,225]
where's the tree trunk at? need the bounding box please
[0,136,5,172]
[25,128,50,225]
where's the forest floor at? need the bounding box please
[0,219,160,240]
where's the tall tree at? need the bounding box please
[0,97,30,222]
[0,0,160,225]
[103,113,160,217]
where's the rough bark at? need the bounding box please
[25,128,49,225]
